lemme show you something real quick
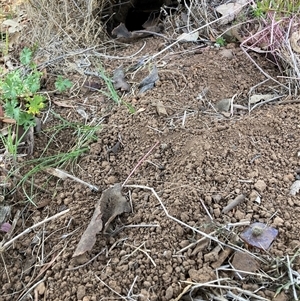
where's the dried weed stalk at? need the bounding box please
[25,0,108,50]
[241,12,300,95]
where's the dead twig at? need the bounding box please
[1,209,70,252]
[125,185,264,262]
[122,141,160,186]
[222,194,246,214]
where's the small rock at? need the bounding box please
[143,281,151,288]
[249,190,259,202]
[188,268,200,281]
[105,175,118,185]
[213,208,221,218]
[215,98,231,112]
[205,169,213,176]
[231,251,259,277]
[179,240,190,248]
[180,212,189,222]
[254,180,267,192]
[215,175,226,183]
[35,282,46,295]
[188,266,214,283]
[219,48,233,59]
[77,285,86,300]
[163,250,172,259]
[140,289,150,301]
[273,216,284,227]
[165,285,174,299]
[156,101,168,116]
[283,174,294,182]
[234,209,244,220]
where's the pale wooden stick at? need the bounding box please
[1,209,70,251]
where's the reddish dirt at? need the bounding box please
[1,38,300,301]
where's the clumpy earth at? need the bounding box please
[1,37,300,301]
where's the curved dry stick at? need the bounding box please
[1,209,70,252]
[125,184,265,263]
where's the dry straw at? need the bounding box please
[25,0,109,50]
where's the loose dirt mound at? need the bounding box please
[1,38,300,301]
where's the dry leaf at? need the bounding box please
[156,101,168,116]
[249,94,275,104]
[73,183,131,258]
[113,66,130,92]
[177,31,199,42]
[112,23,131,39]
[52,99,74,108]
[216,2,244,25]
[139,66,159,94]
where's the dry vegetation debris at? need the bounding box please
[1,0,300,300]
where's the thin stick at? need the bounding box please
[1,209,70,251]
[222,194,246,214]
[182,110,187,127]
[18,278,46,301]
[199,198,213,221]
[146,1,250,64]
[177,231,216,254]
[127,276,139,299]
[18,247,66,301]
[67,248,106,271]
[183,279,269,300]
[124,242,156,267]
[287,255,298,301]
[95,275,126,300]
[46,167,99,191]
[1,252,10,283]
[122,141,160,186]
[125,185,264,262]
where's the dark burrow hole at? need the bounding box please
[104,0,181,34]
[126,10,160,31]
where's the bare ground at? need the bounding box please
[1,37,300,301]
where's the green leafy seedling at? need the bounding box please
[98,65,135,113]
[20,47,33,65]
[215,36,227,47]
[55,75,73,92]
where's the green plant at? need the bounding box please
[98,65,135,113]
[0,47,73,156]
[215,36,227,47]
[252,0,300,18]
[55,75,73,92]
[0,47,44,129]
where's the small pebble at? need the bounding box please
[254,180,267,192]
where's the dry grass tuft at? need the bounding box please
[25,0,109,51]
